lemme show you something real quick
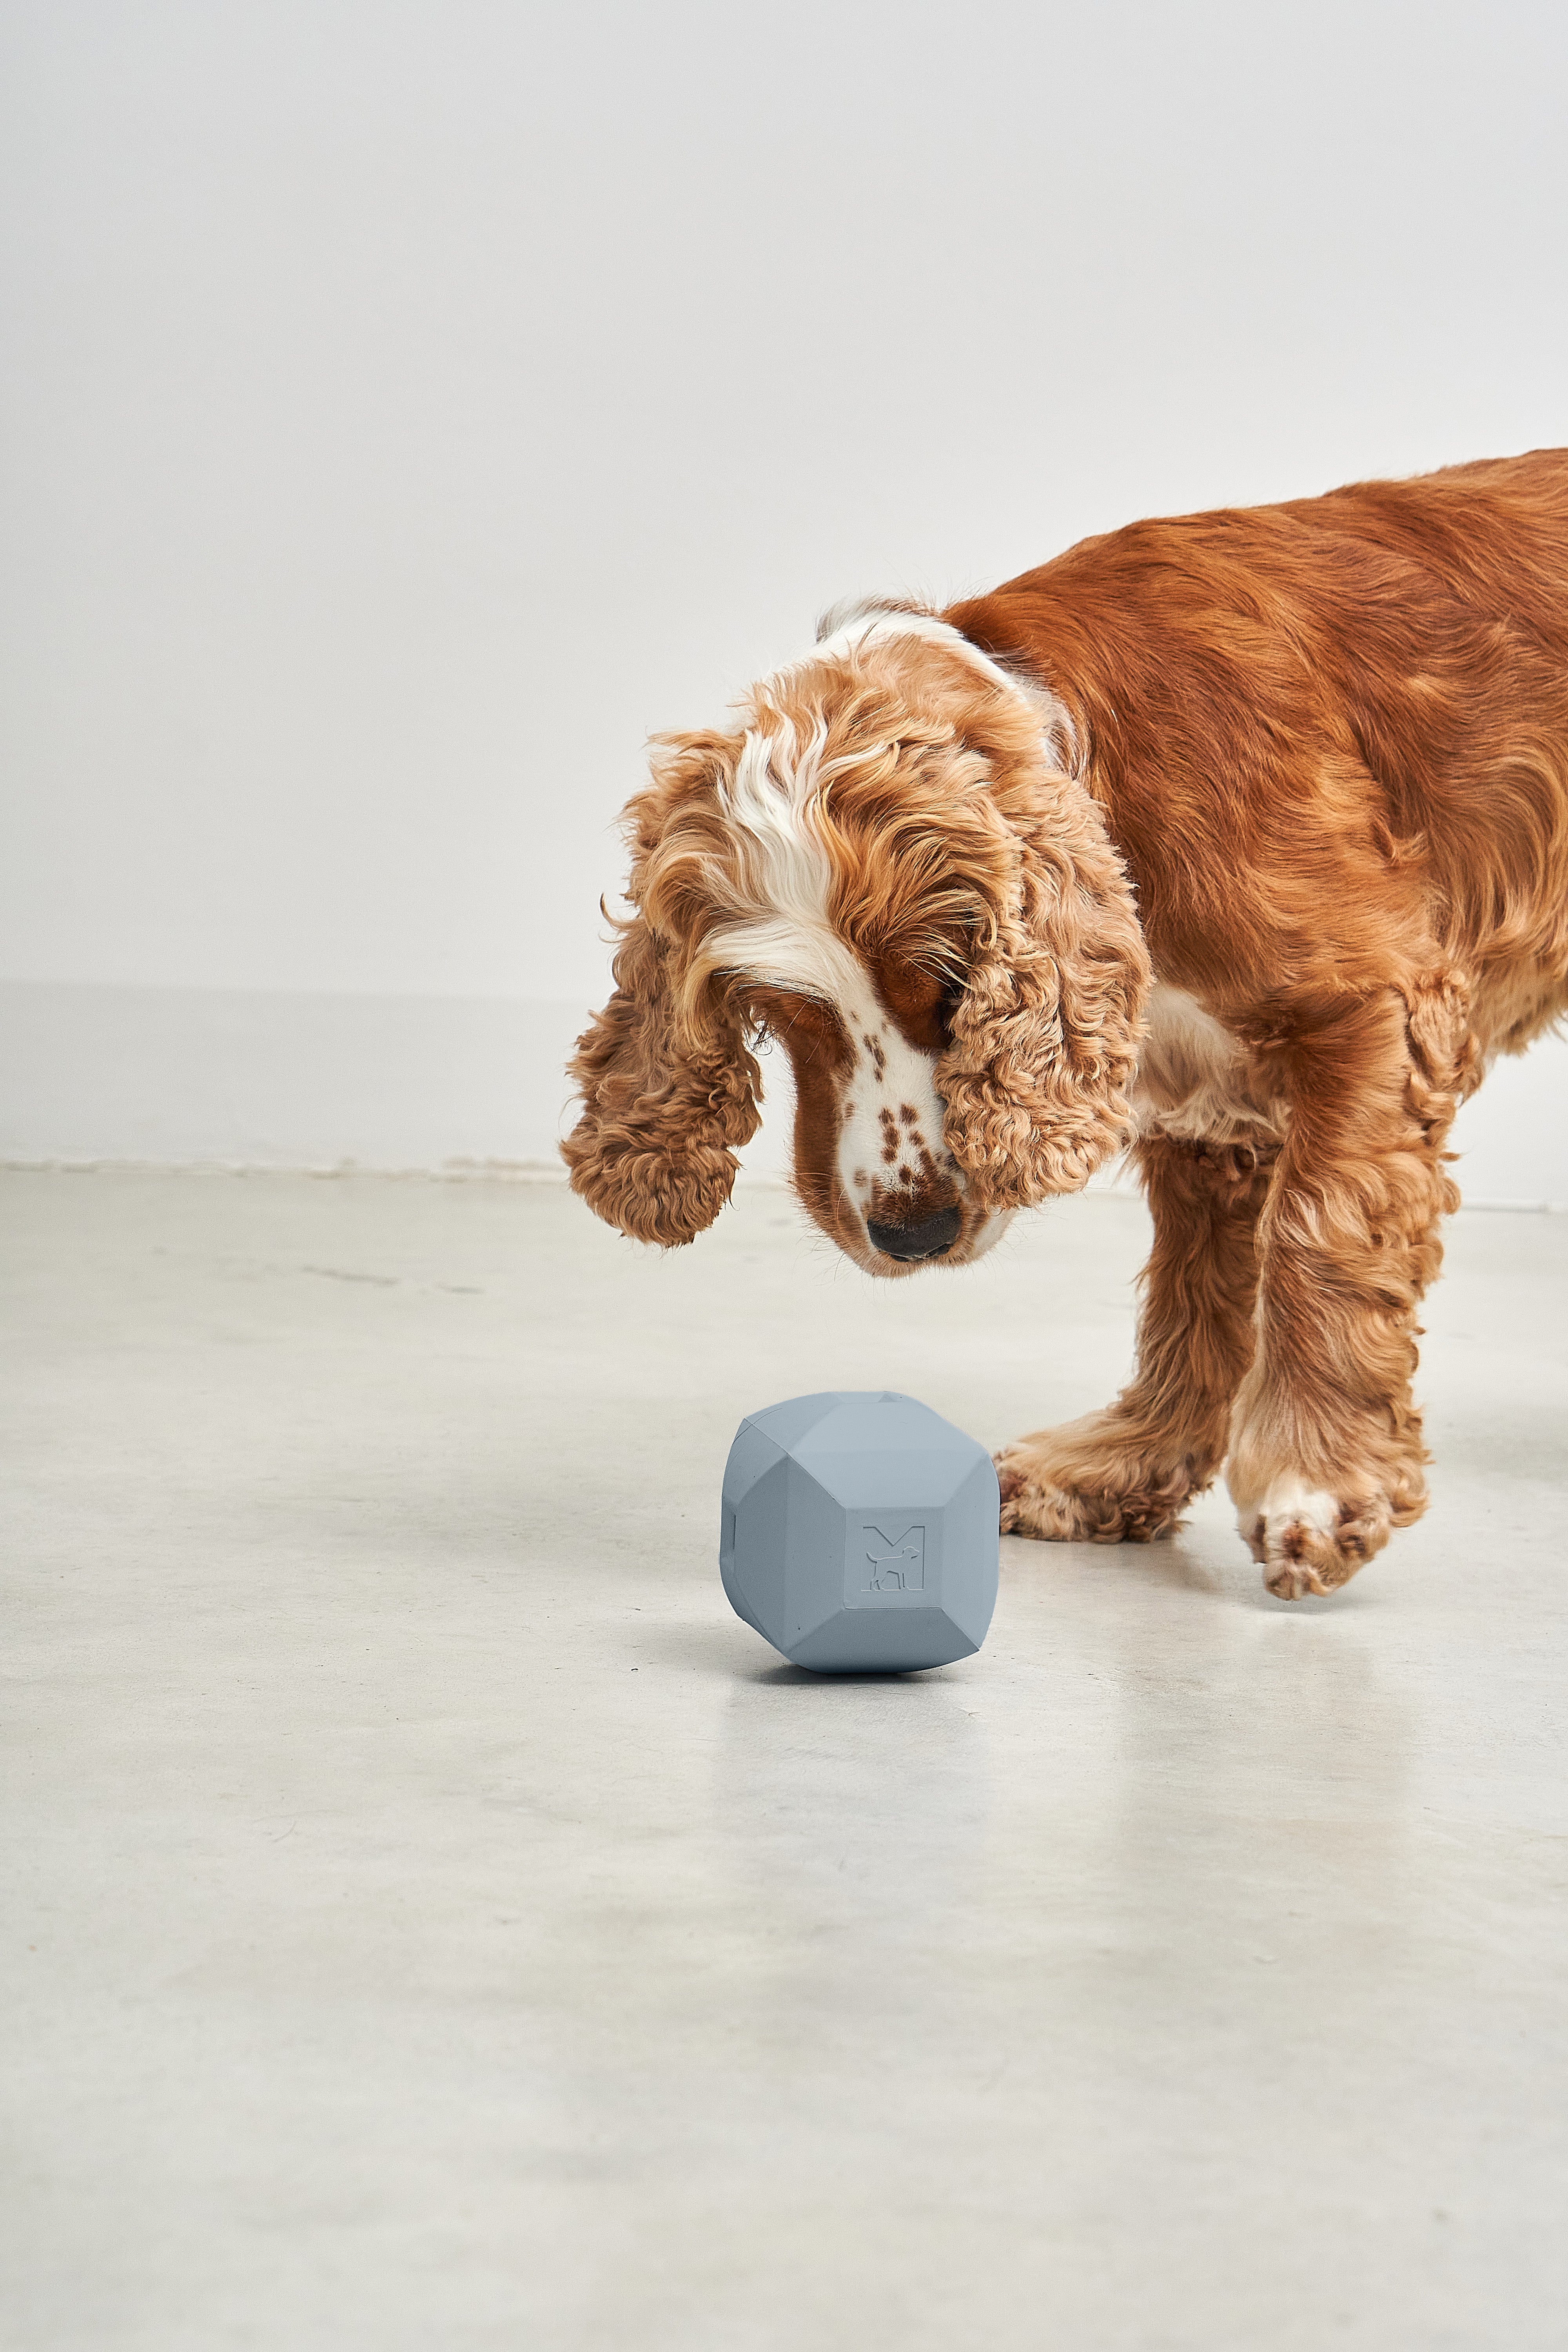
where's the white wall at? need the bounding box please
[0,982,589,1171]
[1,0,1564,1192]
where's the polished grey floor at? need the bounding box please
[4,1170,1566,2350]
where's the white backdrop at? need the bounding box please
[1,0,1564,1194]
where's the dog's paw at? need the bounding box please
[1242,1482,1391,1598]
[995,1421,1194,1545]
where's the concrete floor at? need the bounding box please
[4,1170,1567,2351]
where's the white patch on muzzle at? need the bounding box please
[704,723,959,1237]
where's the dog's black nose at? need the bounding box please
[866,1207,962,1262]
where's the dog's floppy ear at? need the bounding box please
[937,767,1151,1207]
[563,735,762,1246]
[563,922,761,1245]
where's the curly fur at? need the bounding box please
[936,759,1151,1208]
[563,736,763,1245]
[562,921,761,1246]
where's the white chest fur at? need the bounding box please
[1131,985,1284,1145]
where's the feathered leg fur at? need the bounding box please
[997,1132,1277,1543]
[1227,979,1468,1597]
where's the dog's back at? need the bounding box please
[950,449,1568,1057]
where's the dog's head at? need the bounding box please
[563,611,1150,1276]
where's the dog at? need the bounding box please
[563,452,1568,1598]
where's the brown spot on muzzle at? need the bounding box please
[866,1156,963,1239]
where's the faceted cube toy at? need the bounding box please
[720,1391,1000,1673]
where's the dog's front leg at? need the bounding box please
[997,1129,1277,1543]
[1227,982,1466,1598]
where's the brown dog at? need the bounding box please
[564,452,1568,1597]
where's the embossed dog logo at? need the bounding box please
[863,1524,925,1592]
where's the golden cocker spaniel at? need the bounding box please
[564,452,1568,1598]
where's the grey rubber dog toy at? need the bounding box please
[720,1391,1000,1672]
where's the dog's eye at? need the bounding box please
[739,996,774,1048]
[874,956,956,1050]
